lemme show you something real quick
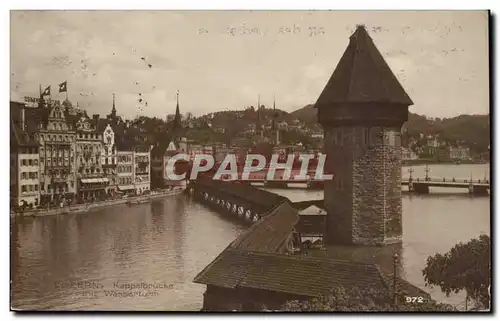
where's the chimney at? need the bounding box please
[20,104,25,130]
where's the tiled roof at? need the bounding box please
[194,249,431,300]
[229,201,299,253]
[315,25,413,107]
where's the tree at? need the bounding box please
[422,234,491,310]
[278,286,455,312]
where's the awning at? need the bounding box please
[118,185,135,191]
[81,177,109,184]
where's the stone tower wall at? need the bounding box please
[323,125,403,245]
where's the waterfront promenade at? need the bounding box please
[11,188,185,218]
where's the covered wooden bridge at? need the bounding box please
[188,178,288,224]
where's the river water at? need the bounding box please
[11,164,490,311]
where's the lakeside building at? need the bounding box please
[402,147,418,161]
[10,101,40,208]
[74,112,108,201]
[448,146,471,161]
[36,99,77,205]
[10,91,153,205]
[134,145,151,194]
[116,148,135,195]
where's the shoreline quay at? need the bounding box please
[11,188,185,218]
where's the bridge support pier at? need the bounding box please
[472,185,489,196]
[413,183,429,194]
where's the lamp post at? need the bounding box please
[393,252,398,308]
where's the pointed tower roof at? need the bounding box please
[271,94,277,130]
[315,25,413,107]
[111,93,117,115]
[171,90,182,138]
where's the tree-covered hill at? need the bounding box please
[290,104,490,154]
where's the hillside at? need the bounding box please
[290,104,490,154]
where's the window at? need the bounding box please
[22,159,27,166]
[34,184,38,191]
[34,159,38,166]
[28,159,33,166]
[21,185,27,193]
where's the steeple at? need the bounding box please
[171,90,182,139]
[315,24,413,108]
[256,95,263,139]
[111,93,117,118]
[272,94,280,145]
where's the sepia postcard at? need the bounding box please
[10,10,491,312]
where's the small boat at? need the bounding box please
[126,198,150,205]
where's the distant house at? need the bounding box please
[448,146,471,161]
[402,148,418,161]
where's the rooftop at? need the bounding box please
[315,25,413,107]
[194,248,430,300]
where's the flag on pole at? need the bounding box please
[41,85,51,97]
[58,81,67,93]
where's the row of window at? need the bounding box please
[77,132,102,140]
[47,121,69,131]
[21,172,38,180]
[135,156,149,163]
[41,148,72,157]
[118,177,134,185]
[40,132,74,143]
[40,181,74,191]
[40,158,73,166]
[21,184,38,193]
[118,155,133,163]
[118,165,133,173]
[18,147,38,154]
[79,167,102,174]
[77,144,102,152]
[21,159,39,166]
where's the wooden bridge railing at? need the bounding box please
[404,177,490,184]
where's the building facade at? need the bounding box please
[134,145,151,194]
[116,150,135,194]
[37,100,77,205]
[101,123,118,195]
[75,114,108,201]
[448,146,470,161]
[316,26,412,246]
[10,101,40,208]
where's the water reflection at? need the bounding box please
[11,195,244,311]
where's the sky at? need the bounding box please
[10,10,489,119]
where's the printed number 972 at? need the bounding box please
[405,296,424,303]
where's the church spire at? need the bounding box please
[171,90,182,138]
[272,94,280,145]
[111,93,117,118]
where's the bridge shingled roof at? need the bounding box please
[195,179,288,210]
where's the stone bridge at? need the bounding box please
[188,179,289,224]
